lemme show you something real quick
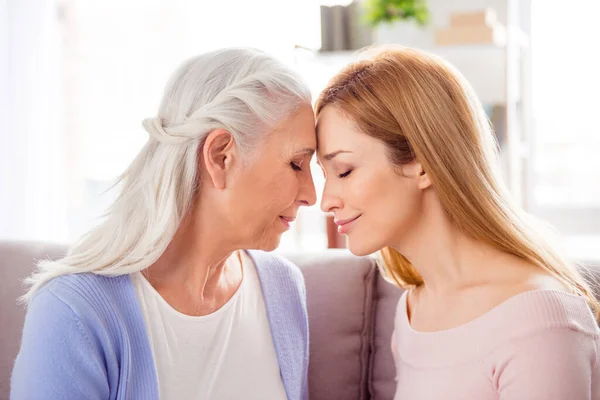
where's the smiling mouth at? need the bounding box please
[334,215,361,226]
[335,215,361,234]
[279,216,296,229]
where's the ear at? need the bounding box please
[202,129,236,190]
[402,161,432,190]
[417,167,432,190]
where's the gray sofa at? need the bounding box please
[0,241,402,400]
[2,241,599,400]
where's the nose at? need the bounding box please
[320,179,343,213]
[297,168,317,207]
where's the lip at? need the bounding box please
[279,215,296,229]
[334,215,361,234]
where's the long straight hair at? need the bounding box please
[22,48,311,303]
[315,46,600,317]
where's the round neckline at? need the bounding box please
[135,250,247,321]
[401,288,585,336]
[394,288,596,369]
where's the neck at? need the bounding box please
[392,192,504,296]
[144,204,239,300]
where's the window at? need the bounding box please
[529,0,600,260]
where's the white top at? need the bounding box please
[132,250,287,400]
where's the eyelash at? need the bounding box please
[291,162,302,171]
[338,170,352,178]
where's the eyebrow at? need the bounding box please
[322,150,352,161]
[295,148,316,157]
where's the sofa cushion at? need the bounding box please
[0,241,67,396]
[285,251,377,400]
[368,269,404,400]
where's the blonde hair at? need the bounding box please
[21,47,311,303]
[315,45,600,317]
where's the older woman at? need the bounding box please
[11,48,316,400]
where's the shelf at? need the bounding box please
[294,46,510,104]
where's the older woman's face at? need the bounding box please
[229,104,317,250]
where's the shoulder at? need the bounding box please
[501,290,600,349]
[502,289,598,335]
[246,250,305,287]
[491,289,600,368]
[486,285,600,397]
[37,272,132,304]
[13,274,122,399]
[30,273,134,325]
[246,250,308,313]
[494,318,600,397]
[458,260,576,332]
[22,273,143,369]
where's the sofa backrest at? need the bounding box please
[369,272,403,400]
[0,241,67,398]
[287,252,404,400]
[287,252,378,400]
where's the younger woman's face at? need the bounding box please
[316,105,425,256]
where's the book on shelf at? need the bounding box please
[320,2,372,52]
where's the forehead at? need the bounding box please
[316,105,344,133]
[316,106,361,151]
[268,104,316,149]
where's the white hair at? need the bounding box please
[22,47,311,303]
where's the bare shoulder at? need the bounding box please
[465,257,572,320]
[407,256,576,332]
[495,257,570,298]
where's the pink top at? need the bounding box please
[392,290,600,399]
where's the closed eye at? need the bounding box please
[338,170,352,178]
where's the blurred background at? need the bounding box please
[1,0,598,262]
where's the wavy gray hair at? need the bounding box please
[22,47,312,303]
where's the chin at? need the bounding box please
[346,236,382,257]
[255,234,282,252]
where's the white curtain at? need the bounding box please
[0,0,68,242]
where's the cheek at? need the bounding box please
[256,169,298,217]
[344,168,395,211]
[350,170,419,239]
[377,177,423,245]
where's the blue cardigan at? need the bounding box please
[11,251,309,400]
